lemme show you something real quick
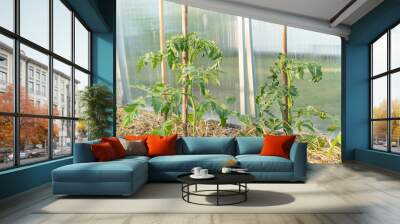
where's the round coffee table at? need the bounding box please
[177,173,255,206]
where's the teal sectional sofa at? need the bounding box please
[52,137,307,196]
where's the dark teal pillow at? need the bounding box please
[73,140,100,163]
[180,137,236,155]
[236,137,263,155]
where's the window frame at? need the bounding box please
[0,0,92,171]
[370,22,400,154]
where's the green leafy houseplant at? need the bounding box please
[79,84,114,140]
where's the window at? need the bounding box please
[35,70,41,81]
[0,116,13,170]
[53,0,72,60]
[391,25,400,70]
[371,24,400,153]
[74,69,89,118]
[0,55,7,67]
[0,53,8,87]
[0,71,6,85]
[41,85,46,97]
[19,117,49,165]
[53,119,72,158]
[0,34,14,113]
[0,1,91,169]
[21,44,49,115]
[53,59,72,117]
[20,0,49,48]
[28,67,34,80]
[28,81,34,94]
[372,34,387,76]
[35,84,40,96]
[0,0,14,31]
[75,18,89,70]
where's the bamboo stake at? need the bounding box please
[159,0,169,121]
[282,25,289,124]
[181,5,189,136]
[159,0,167,84]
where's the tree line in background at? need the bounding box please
[372,100,400,143]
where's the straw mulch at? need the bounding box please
[117,109,341,164]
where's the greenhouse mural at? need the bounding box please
[116,0,342,164]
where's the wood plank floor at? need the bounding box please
[1,162,400,224]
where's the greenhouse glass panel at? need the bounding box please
[116,0,161,106]
[287,27,341,132]
[252,20,283,116]
[187,7,240,111]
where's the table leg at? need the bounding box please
[195,184,198,192]
[187,184,190,202]
[181,184,183,199]
[245,183,247,201]
[217,184,220,206]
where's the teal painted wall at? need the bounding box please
[91,32,115,135]
[91,0,116,135]
[0,158,72,199]
[66,0,110,32]
[344,0,400,171]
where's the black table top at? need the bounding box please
[177,172,255,185]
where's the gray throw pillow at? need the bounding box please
[119,138,147,156]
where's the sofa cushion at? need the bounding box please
[124,135,148,141]
[119,138,147,156]
[147,134,178,157]
[101,137,127,158]
[116,155,150,163]
[53,158,147,183]
[149,154,235,172]
[179,137,236,155]
[236,137,263,155]
[236,155,293,172]
[260,135,296,159]
[91,142,118,161]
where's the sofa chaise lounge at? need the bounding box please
[52,137,307,196]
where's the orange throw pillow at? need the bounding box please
[146,134,177,157]
[91,142,117,162]
[260,135,296,159]
[101,137,127,158]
